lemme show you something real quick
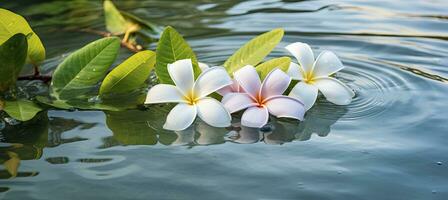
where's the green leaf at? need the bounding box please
[103,0,128,34]
[50,37,120,100]
[99,50,155,96]
[256,57,291,80]
[155,26,200,84]
[35,96,73,110]
[0,8,45,65]
[224,28,284,74]
[0,34,28,92]
[3,100,43,121]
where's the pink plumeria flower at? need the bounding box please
[145,59,233,131]
[286,42,355,110]
[217,79,242,96]
[222,65,305,128]
[198,62,242,96]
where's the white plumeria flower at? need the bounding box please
[222,65,305,128]
[145,59,233,131]
[286,42,355,110]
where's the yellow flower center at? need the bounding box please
[303,71,315,84]
[184,91,198,105]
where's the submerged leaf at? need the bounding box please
[99,50,156,96]
[0,8,45,65]
[121,11,162,38]
[155,26,200,84]
[50,37,120,100]
[224,28,284,74]
[256,57,291,80]
[0,34,28,92]
[3,100,43,121]
[103,0,128,34]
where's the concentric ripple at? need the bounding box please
[189,34,438,127]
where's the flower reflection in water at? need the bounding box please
[105,102,348,147]
[227,103,348,145]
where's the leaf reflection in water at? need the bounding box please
[0,112,99,178]
[0,112,47,179]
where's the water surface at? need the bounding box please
[1,0,448,199]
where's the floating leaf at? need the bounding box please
[0,8,45,65]
[3,100,43,121]
[103,0,128,34]
[224,28,284,74]
[35,96,73,110]
[36,90,145,111]
[256,57,291,80]
[155,26,200,84]
[50,37,120,99]
[99,50,155,96]
[0,34,28,92]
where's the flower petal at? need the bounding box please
[313,51,344,78]
[217,79,240,96]
[233,65,261,100]
[163,103,197,131]
[314,77,355,105]
[145,84,186,104]
[285,42,314,74]
[265,96,305,120]
[287,62,305,80]
[260,68,291,99]
[288,81,318,110]
[198,62,209,71]
[221,93,257,113]
[241,106,269,128]
[194,67,232,98]
[167,59,194,95]
[196,98,231,127]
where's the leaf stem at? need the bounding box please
[80,28,141,53]
[33,63,40,76]
[17,75,52,83]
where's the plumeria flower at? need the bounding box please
[222,65,305,128]
[145,59,233,131]
[217,79,242,96]
[286,42,355,110]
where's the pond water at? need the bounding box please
[1,0,448,199]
